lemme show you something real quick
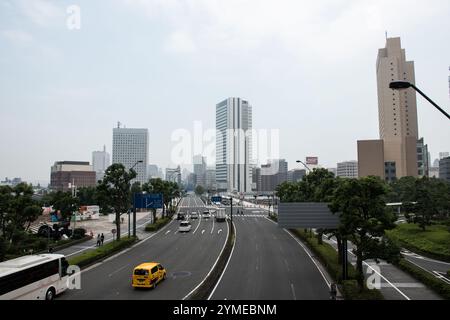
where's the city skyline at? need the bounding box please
[1,1,450,184]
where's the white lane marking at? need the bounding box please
[218,229,223,234]
[108,264,130,277]
[193,216,202,234]
[184,220,231,300]
[291,284,297,300]
[202,230,205,235]
[282,228,331,289]
[284,259,290,272]
[165,230,171,235]
[211,217,215,234]
[328,237,410,300]
[207,221,234,300]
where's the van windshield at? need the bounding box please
[134,269,149,276]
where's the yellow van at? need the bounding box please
[132,263,167,289]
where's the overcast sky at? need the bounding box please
[1,0,449,185]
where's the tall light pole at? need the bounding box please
[296,160,312,173]
[130,160,143,238]
[389,81,450,120]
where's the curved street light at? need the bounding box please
[389,81,450,121]
[296,160,312,172]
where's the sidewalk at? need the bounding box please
[323,237,442,300]
[56,209,163,258]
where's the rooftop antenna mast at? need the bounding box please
[117,121,121,129]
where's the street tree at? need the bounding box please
[194,185,205,196]
[50,191,80,221]
[0,183,43,242]
[329,176,399,287]
[98,164,137,240]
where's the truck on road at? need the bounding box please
[215,208,226,222]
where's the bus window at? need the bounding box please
[61,258,69,277]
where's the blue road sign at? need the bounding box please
[134,193,163,209]
[211,196,222,203]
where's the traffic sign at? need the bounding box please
[211,196,222,203]
[134,193,163,209]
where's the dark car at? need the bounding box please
[177,213,186,220]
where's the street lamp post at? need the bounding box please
[130,160,143,238]
[389,81,450,120]
[296,160,312,173]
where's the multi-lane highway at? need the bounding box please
[59,196,331,300]
[60,195,228,300]
[210,205,331,300]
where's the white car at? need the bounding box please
[191,212,199,219]
[202,211,211,219]
[178,221,192,233]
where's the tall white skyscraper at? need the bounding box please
[216,98,252,193]
[92,145,110,182]
[112,127,148,184]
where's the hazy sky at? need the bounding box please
[1,0,449,184]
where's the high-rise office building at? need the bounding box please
[193,155,207,187]
[259,159,288,192]
[358,37,422,181]
[337,161,358,179]
[377,37,419,178]
[216,98,253,193]
[205,168,217,191]
[439,157,450,183]
[147,164,160,180]
[92,145,110,182]
[112,127,148,184]
[288,169,307,183]
[417,138,429,177]
[439,152,449,160]
[166,166,181,185]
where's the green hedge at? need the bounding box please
[291,229,383,300]
[342,280,384,300]
[396,258,450,300]
[145,217,171,232]
[68,237,137,269]
[386,224,450,262]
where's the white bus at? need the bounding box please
[0,254,69,300]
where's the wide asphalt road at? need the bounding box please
[210,207,331,300]
[60,195,228,300]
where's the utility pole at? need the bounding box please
[230,195,233,224]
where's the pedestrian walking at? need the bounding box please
[96,234,101,247]
[100,233,105,246]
